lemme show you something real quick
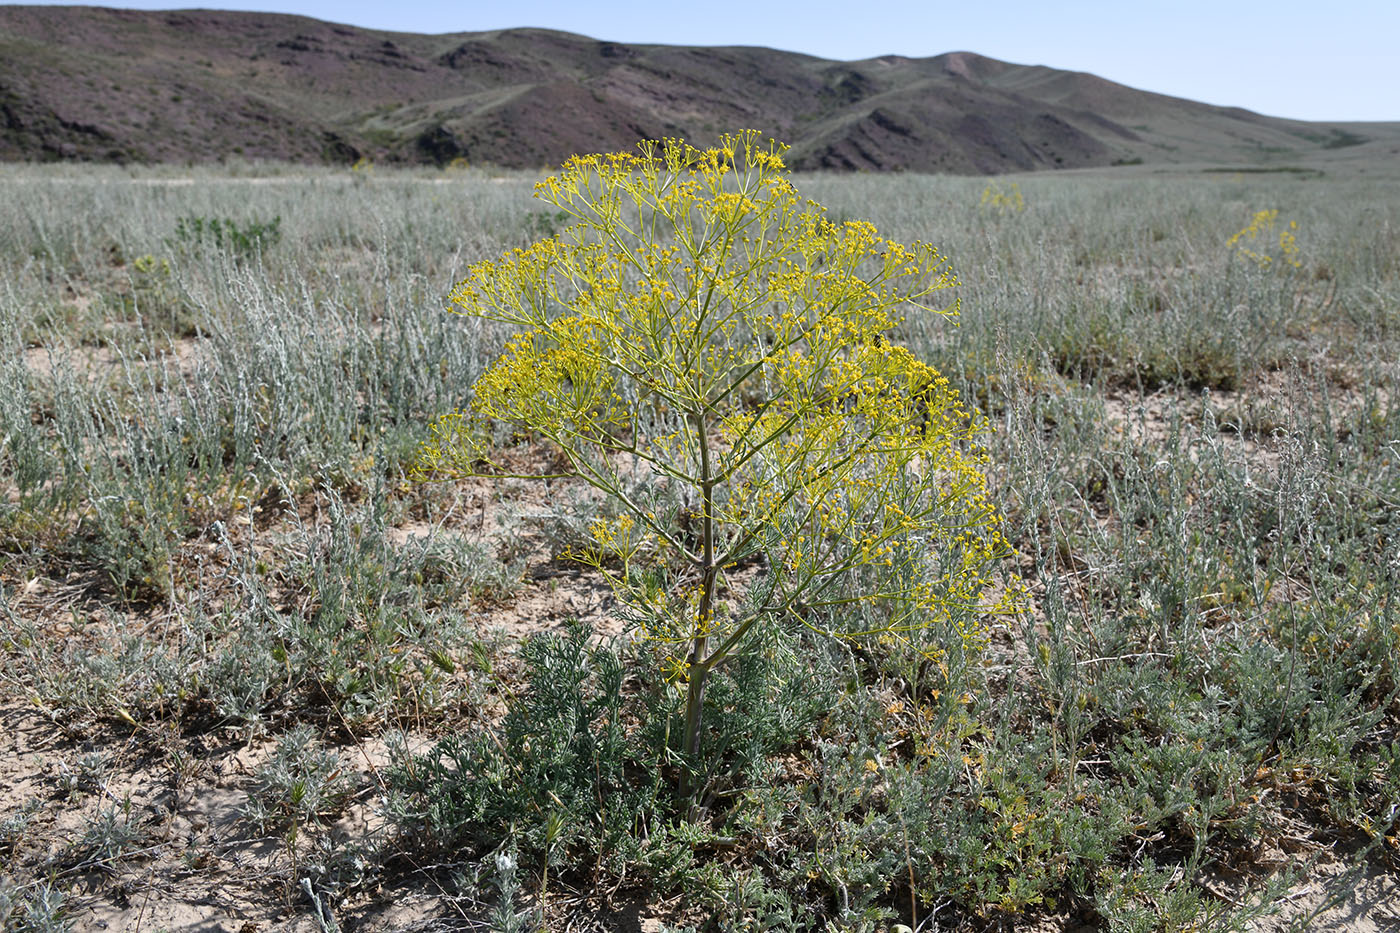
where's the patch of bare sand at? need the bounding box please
[21,333,214,391]
[1249,856,1400,933]
[389,515,623,643]
[0,694,454,933]
[1100,362,1393,480]
[21,341,123,382]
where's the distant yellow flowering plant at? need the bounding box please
[1227,209,1303,269]
[979,180,1024,214]
[417,130,1014,802]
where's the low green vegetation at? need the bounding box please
[0,157,1396,931]
[169,212,283,260]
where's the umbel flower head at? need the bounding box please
[417,130,1017,801]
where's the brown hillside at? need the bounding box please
[1,6,1395,170]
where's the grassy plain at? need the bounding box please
[0,159,1398,932]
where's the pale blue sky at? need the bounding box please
[11,1,1397,121]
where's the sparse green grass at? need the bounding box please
[0,161,1397,931]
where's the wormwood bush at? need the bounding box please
[0,879,68,933]
[418,131,1015,801]
[244,725,352,834]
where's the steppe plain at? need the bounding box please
[1,141,1399,931]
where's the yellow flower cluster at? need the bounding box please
[980,180,1025,214]
[472,315,628,440]
[1227,209,1303,269]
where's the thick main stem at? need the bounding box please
[679,411,718,813]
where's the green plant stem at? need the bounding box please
[681,411,718,813]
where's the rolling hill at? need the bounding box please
[2,5,1397,172]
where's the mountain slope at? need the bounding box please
[1,6,1395,171]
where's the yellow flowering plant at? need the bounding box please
[1227,209,1303,269]
[417,131,1013,805]
[979,180,1025,214]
